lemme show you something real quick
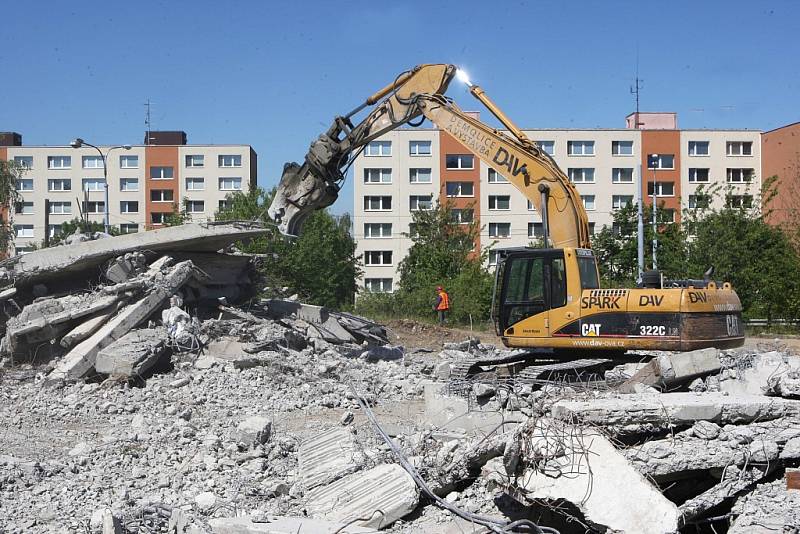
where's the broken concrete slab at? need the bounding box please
[621,348,720,391]
[233,416,272,447]
[208,516,372,534]
[48,260,198,381]
[423,381,512,434]
[94,327,168,377]
[297,428,363,492]
[361,345,403,362]
[0,222,269,288]
[720,350,800,396]
[60,307,118,349]
[264,299,388,345]
[679,466,771,526]
[305,463,419,529]
[552,392,800,427]
[488,421,680,533]
[772,374,800,398]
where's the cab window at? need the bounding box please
[578,256,600,290]
[551,258,567,308]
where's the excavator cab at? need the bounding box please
[492,248,600,337]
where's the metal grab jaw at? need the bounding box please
[267,136,343,237]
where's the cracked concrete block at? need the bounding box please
[233,416,272,447]
[95,327,168,377]
[305,463,419,529]
[488,422,679,533]
[297,428,362,492]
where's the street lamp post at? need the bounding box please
[70,139,131,234]
[649,154,659,271]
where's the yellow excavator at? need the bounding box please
[268,64,744,355]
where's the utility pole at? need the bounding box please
[631,72,645,280]
[650,154,658,270]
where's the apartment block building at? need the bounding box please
[0,131,257,253]
[354,112,773,294]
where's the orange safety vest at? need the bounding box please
[436,291,450,311]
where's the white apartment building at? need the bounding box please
[354,113,763,293]
[0,131,257,253]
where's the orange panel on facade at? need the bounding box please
[762,122,800,226]
[144,146,179,229]
[439,131,481,249]
[640,130,681,223]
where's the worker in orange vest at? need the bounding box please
[434,286,450,325]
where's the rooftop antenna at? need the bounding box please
[144,99,153,145]
[630,49,644,128]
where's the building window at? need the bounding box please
[726,194,753,208]
[186,200,205,213]
[120,224,139,234]
[647,154,675,169]
[151,213,168,225]
[364,251,392,266]
[48,201,71,214]
[409,195,433,211]
[185,177,204,191]
[488,250,499,266]
[150,189,174,202]
[13,156,33,169]
[365,141,391,157]
[120,155,139,169]
[82,178,104,192]
[612,195,633,209]
[488,169,508,183]
[489,222,511,238]
[688,194,711,209]
[647,181,675,197]
[120,201,139,213]
[445,181,474,197]
[185,155,204,167]
[15,201,34,215]
[611,168,633,183]
[527,200,536,211]
[567,141,594,156]
[14,224,34,238]
[588,222,596,235]
[689,168,710,183]
[48,179,72,192]
[120,178,139,191]
[688,141,709,156]
[662,209,676,223]
[48,224,64,238]
[445,154,474,169]
[150,166,174,179]
[16,179,34,191]
[726,141,753,156]
[409,168,432,183]
[218,199,232,211]
[726,168,754,183]
[48,156,71,169]
[528,222,544,238]
[451,208,474,224]
[364,196,392,211]
[536,141,555,156]
[218,154,242,167]
[581,195,596,211]
[612,141,634,156]
[364,278,393,293]
[409,141,431,155]
[364,223,392,238]
[488,195,510,210]
[82,155,104,169]
[568,168,595,183]
[219,177,243,190]
[82,201,105,214]
[364,168,392,183]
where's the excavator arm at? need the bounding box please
[268,63,591,249]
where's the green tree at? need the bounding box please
[359,200,495,325]
[46,218,119,247]
[0,160,25,253]
[216,187,360,308]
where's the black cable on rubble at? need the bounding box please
[347,382,560,534]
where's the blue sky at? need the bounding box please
[1,0,797,216]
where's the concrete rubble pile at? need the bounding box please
[0,228,798,532]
